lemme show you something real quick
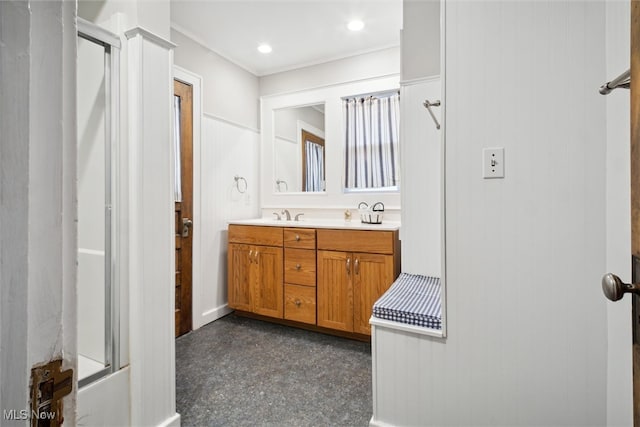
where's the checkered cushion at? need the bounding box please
[373,273,441,329]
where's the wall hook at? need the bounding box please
[423,99,441,130]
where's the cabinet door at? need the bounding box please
[252,245,284,318]
[227,243,252,311]
[317,250,353,332]
[353,253,395,335]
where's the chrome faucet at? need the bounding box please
[273,212,281,221]
[294,213,304,221]
[281,209,291,221]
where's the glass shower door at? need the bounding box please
[77,20,120,388]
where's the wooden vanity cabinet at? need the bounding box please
[283,228,316,325]
[227,225,283,318]
[228,224,399,337]
[317,229,400,335]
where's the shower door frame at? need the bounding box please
[77,18,121,388]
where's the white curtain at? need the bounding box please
[305,141,324,192]
[173,95,182,201]
[343,93,400,189]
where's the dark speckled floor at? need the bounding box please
[175,314,373,427]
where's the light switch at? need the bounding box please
[483,147,504,179]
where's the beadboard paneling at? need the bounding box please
[605,1,633,425]
[197,114,260,326]
[126,28,178,426]
[386,1,609,425]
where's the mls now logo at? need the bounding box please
[3,409,55,421]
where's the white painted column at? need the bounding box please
[125,27,180,426]
[0,0,77,424]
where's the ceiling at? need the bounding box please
[170,0,403,77]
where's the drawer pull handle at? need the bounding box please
[295,299,301,307]
[295,263,301,270]
[355,258,360,275]
[346,257,351,274]
[295,235,300,241]
[249,250,253,263]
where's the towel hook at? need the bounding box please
[234,175,247,193]
[423,99,441,130]
[275,179,288,192]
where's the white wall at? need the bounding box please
[605,1,633,426]
[401,0,440,81]
[197,115,261,326]
[400,78,441,278]
[125,27,178,426]
[171,28,260,130]
[400,1,608,424]
[259,47,400,97]
[79,0,171,39]
[0,0,77,423]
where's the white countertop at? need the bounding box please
[228,218,401,231]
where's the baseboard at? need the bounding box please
[197,304,233,328]
[157,413,180,427]
[369,416,395,427]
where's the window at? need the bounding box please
[343,91,400,191]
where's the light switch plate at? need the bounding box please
[483,147,505,179]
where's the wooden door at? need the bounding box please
[227,243,253,311]
[317,250,353,332]
[252,245,284,318]
[174,79,193,337]
[353,253,395,335]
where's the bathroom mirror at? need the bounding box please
[273,104,325,193]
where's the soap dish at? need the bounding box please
[358,202,384,224]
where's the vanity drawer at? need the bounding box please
[284,284,316,325]
[317,229,396,254]
[284,248,316,286]
[284,228,316,249]
[229,225,283,246]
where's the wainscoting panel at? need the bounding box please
[197,114,260,327]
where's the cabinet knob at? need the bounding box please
[295,263,301,270]
[295,299,301,307]
[295,234,300,241]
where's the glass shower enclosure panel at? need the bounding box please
[77,20,120,388]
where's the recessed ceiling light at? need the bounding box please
[257,44,272,54]
[347,20,365,31]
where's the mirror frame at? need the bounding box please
[260,75,402,209]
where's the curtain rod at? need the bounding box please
[341,89,400,101]
[600,68,630,95]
